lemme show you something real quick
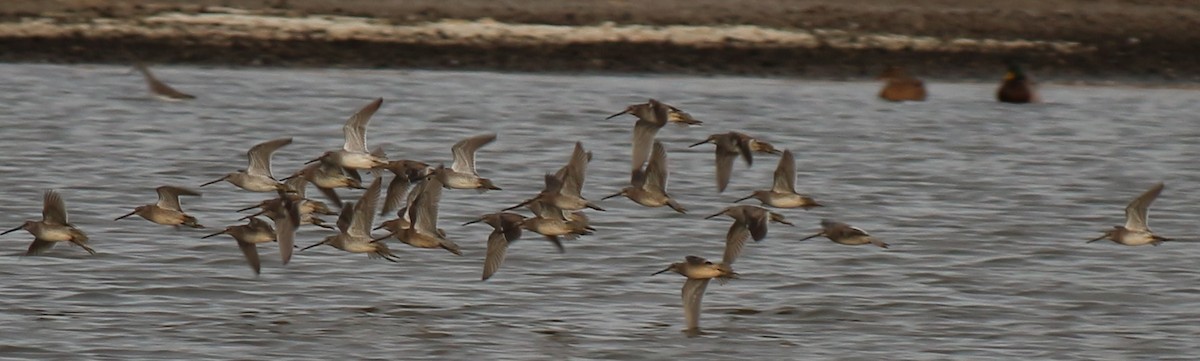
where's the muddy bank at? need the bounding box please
[1,1,1198,80]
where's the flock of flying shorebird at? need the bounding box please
[0,64,1173,335]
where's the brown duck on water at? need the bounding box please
[997,63,1037,104]
[877,65,927,102]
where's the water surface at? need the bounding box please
[1,64,1198,360]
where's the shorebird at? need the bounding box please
[372,176,462,255]
[380,159,432,216]
[603,140,686,213]
[308,98,389,170]
[606,98,672,173]
[608,99,702,126]
[133,63,195,101]
[1,190,94,256]
[877,65,927,102]
[201,217,277,275]
[690,131,780,192]
[997,63,1037,103]
[284,160,364,207]
[1088,182,1171,246]
[247,185,300,263]
[463,212,528,281]
[735,149,822,209]
[200,137,293,192]
[432,133,501,191]
[799,219,889,248]
[115,186,203,228]
[652,255,738,336]
[238,176,336,230]
[706,205,793,262]
[519,201,593,251]
[504,142,603,213]
[300,172,399,261]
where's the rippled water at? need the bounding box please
[1,64,1199,360]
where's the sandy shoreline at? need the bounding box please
[2,1,1198,80]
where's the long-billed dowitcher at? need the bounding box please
[877,65,927,102]
[300,171,400,261]
[518,201,593,252]
[505,142,603,212]
[506,174,605,214]
[380,159,432,216]
[997,63,1037,103]
[1088,182,1171,246]
[114,186,203,228]
[284,160,365,207]
[603,140,686,213]
[735,149,821,209]
[201,216,276,275]
[432,133,501,191]
[308,98,389,170]
[372,176,463,255]
[133,63,195,101]
[608,99,702,126]
[706,205,793,263]
[652,255,738,336]
[245,186,303,265]
[200,137,293,192]
[607,98,671,173]
[463,212,528,281]
[239,176,336,229]
[690,131,780,193]
[1,190,94,256]
[799,219,889,248]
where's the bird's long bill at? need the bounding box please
[1086,234,1107,243]
[687,140,708,148]
[370,232,396,243]
[114,210,138,221]
[461,218,484,226]
[703,212,723,220]
[601,192,623,200]
[238,212,263,221]
[235,204,261,212]
[304,156,321,165]
[200,230,227,239]
[279,174,296,181]
[373,223,387,230]
[798,232,824,242]
[605,109,630,120]
[0,224,24,235]
[651,265,673,276]
[199,176,227,187]
[733,194,754,203]
[586,202,606,211]
[502,200,531,212]
[299,241,326,252]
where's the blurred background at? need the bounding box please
[3,0,1199,81]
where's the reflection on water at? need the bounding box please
[0,64,1199,359]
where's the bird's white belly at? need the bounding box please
[340,153,379,169]
[233,175,279,192]
[444,174,479,189]
[682,267,723,280]
[765,193,806,207]
[37,228,74,242]
[1119,232,1157,246]
[245,232,276,244]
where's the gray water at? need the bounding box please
[1,64,1199,360]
